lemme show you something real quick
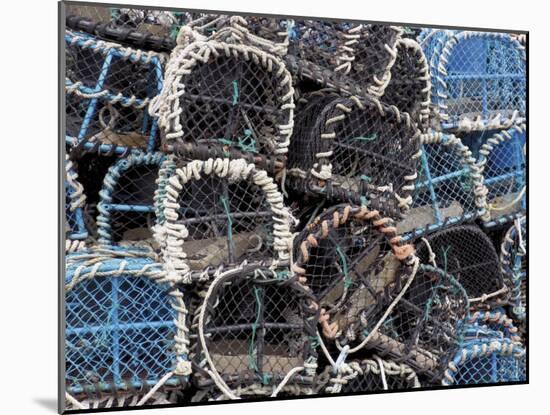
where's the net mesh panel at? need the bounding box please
[65,30,165,152]
[397,133,483,239]
[289,95,421,216]
[66,157,88,242]
[97,152,165,246]
[155,35,294,160]
[382,39,431,129]
[479,125,526,225]
[500,217,527,322]
[293,204,416,342]
[433,32,526,131]
[359,264,468,380]
[162,160,289,275]
[416,225,506,306]
[192,266,318,391]
[65,252,187,396]
[443,339,526,385]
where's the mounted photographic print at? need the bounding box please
[60,1,528,412]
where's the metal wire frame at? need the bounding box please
[150,26,295,161]
[432,31,526,132]
[397,131,486,241]
[415,224,508,308]
[96,151,166,246]
[191,264,320,398]
[319,357,421,394]
[286,22,402,98]
[159,158,293,282]
[442,338,526,386]
[382,38,431,130]
[292,203,417,342]
[65,155,88,251]
[500,216,527,322]
[477,124,526,227]
[288,95,421,217]
[354,264,469,381]
[65,30,166,153]
[64,247,190,398]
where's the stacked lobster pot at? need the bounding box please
[63,7,527,410]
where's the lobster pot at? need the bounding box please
[192,265,319,395]
[442,339,526,385]
[160,159,292,277]
[432,32,526,132]
[382,38,431,129]
[417,29,455,70]
[65,156,88,248]
[415,225,506,308]
[288,22,401,97]
[322,358,420,393]
[65,30,165,152]
[152,31,294,161]
[96,152,165,246]
[65,251,189,398]
[288,95,421,217]
[397,132,485,239]
[359,265,468,381]
[464,311,522,343]
[500,216,527,322]
[293,204,416,342]
[478,125,526,227]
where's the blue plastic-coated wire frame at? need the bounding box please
[463,310,521,343]
[442,338,525,386]
[65,31,165,152]
[398,132,486,241]
[477,124,526,227]
[432,31,525,132]
[97,151,166,244]
[65,248,190,396]
[65,156,88,242]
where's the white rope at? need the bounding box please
[374,355,388,390]
[65,392,86,410]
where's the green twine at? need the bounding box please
[336,246,353,289]
[248,287,263,371]
[360,196,369,207]
[232,80,239,106]
[360,175,372,182]
[353,134,377,142]
[219,196,234,251]
[276,270,289,280]
[216,129,258,154]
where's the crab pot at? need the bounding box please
[65,30,165,152]
[192,265,319,394]
[397,132,484,240]
[153,31,294,161]
[415,225,506,308]
[288,95,421,218]
[478,125,526,227]
[293,204,416,342]
[161,159,292,277]
[65,251,189,398]
[442,339,526,385]
[432,32,525,132]
[287,22,402,97]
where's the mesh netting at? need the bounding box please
[464,310,521,343]
[442,339,526,385]
[65,155,88,251]
[191,264,319,397]
[287,22,402,97]
[478,124,526,226]
[96,152,165,247]
[65,248,190,397]
[382,38,431,129]
[397,132,485,239]
[65,30,166,152]
[500,216,527,322]
[151,26,294,160]
[159,159,292,280]
[432,32,526,132]
[415,225,506,307]
[320,357,420,393]
[292,204,416,341]
[288,95,421,216]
